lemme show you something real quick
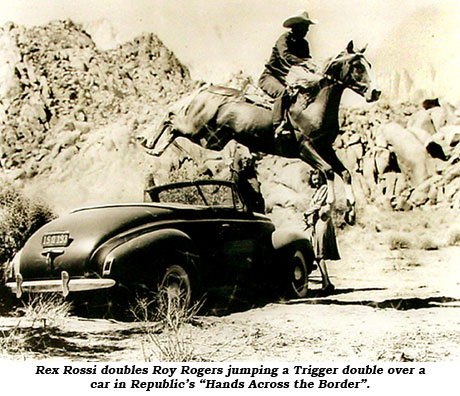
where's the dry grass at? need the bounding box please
[0,323,28,356]
[388,232,412,250]
[131,290,205,362]
[17,293,72,327]
[1,293,72,358]
[419,237,440,251]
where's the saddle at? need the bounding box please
[207,70,322,112]
[207,83,276,110]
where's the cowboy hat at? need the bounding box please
[283,10,317,28]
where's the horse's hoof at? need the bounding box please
[145,148,162,157]
[136,136,150,148]
[319,284,335,296]
[344,203,356,225]
[345,211,355,225]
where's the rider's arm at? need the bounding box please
[277,34,310,66]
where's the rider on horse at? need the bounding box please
[258,10,319,137]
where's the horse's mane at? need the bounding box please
[285,49,367,104]
[286,65,323,96]
[322,50,369,81]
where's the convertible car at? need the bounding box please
[5,180,315,305]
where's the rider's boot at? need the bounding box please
[273,93,291,138]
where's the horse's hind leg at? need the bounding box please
[148,126,178,157]
[140,115,178,157]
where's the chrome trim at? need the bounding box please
[102,257,114,276]
[62,271,70,297]
[6,275,116,296]
[16,273,23,298]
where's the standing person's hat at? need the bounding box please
[283,10,317,28]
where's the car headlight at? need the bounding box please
[6,249,22,280]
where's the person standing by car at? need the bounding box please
[230,145,265,213]
[304,169,339,294]
[258,10,319,136]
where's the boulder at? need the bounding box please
[407,109,437,135]
[378,122,434,186]
[428,106,449,130]
[409,179,431,207]
[440,125,460,147]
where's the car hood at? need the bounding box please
[19,204,188,280]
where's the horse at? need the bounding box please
[141,41,381,221]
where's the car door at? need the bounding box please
[197,183,274,286]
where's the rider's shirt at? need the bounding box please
[264,31,311,84]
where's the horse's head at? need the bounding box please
[324,41,381,102]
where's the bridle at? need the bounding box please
[322,53,372,97]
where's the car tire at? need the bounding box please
[159,264,192,308]
[286,248,309,298]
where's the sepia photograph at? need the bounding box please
[0,0,459,370]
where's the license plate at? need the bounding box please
[42,232,70,248]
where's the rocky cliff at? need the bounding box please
[0,20,191,183]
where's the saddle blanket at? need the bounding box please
[207,83,275,110]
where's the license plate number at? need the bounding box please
[42,232,69,248]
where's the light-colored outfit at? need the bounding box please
[305,184,340,260]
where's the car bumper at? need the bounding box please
[5,271,116,298]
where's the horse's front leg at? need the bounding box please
[298,141,336,206]
[341,169,356,225]
[323,146,356,225]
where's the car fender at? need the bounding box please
[271,229,312,252]
[271,229,315,262]
[93,228,199,281]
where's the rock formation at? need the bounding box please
[1,19,459,222]
[0,20,191,183]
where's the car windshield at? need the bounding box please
[146,182,244,210]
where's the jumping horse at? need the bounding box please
[141,41,381,221]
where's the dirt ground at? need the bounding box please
[0,210,459,363]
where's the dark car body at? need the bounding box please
[5,180,314,301]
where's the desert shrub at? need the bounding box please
[388,232,412,250]
[446,227,460,246]
[167,159,213,184]
[0,180,56,280]
[17,293,72,327]
[131,291,205,362]
[418,237,439,251]
[0,324,28,356]
[1,294,72,358]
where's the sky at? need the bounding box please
[1,0,459,101]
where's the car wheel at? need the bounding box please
[287,248,309,298]
[159,264,192,308]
